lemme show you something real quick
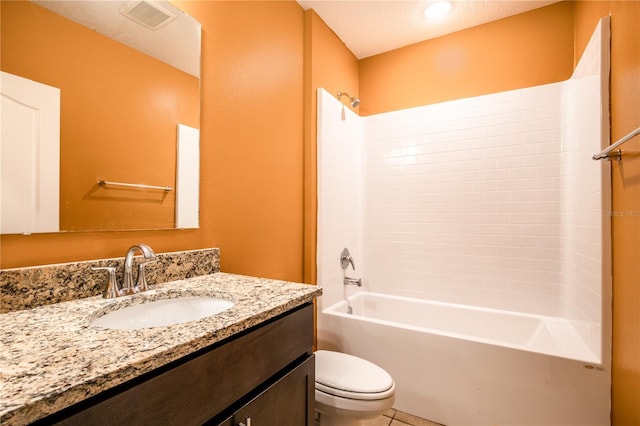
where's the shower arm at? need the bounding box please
[337,91,360,108]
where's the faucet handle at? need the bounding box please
[340,248,355,270]
[92,267,121,298]
[134,259,157,293]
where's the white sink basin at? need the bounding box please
[91,296,235,330]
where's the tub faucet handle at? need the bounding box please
[340,247,356,270]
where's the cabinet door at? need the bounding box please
[232,356,315,426]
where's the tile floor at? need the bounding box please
[361,409,444,426]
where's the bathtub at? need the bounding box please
[317,292,610,426]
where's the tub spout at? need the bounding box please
[344,276,362,286]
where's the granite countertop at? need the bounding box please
[0,272,321,425]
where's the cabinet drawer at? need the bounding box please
[45,303,314,426]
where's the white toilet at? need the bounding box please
[314,350,396,426]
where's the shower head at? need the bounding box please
[337,91,360,108]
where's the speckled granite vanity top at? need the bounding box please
[0,272,321,425]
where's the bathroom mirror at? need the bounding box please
[0,0,201,234]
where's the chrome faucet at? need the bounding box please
[93,244,157,298]
[340,248,362,287]
[122,244,157,294]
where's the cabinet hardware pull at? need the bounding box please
[238,418,251,426]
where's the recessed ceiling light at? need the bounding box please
[424,0,452,20]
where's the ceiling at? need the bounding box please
[296,0,562,59]
[34,0,562,71]
[31,0,201,77]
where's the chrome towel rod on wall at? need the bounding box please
[592,126,640,161]
[97,180,173,192]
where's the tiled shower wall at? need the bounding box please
[317,19,608,353]
[363,83,567,316]
[560,18,610,358]
[317,100,364,309]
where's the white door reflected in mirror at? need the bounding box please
[176,124,200,229]
[1,71,60,235]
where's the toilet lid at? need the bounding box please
[315,350,394,397]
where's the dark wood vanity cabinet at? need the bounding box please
[40,303,315,426]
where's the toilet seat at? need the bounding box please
[315,350,395,401]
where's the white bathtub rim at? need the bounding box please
[320,291,601,365]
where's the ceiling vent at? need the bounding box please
[119,1,177,30]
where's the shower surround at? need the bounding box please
[317,18,610,425]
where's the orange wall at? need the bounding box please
[573,3,640,424]
[303,9,359,283]
[359,1,575,116]
[174,0,305,281]
[1,1,306,284]
[1,1,199,231]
